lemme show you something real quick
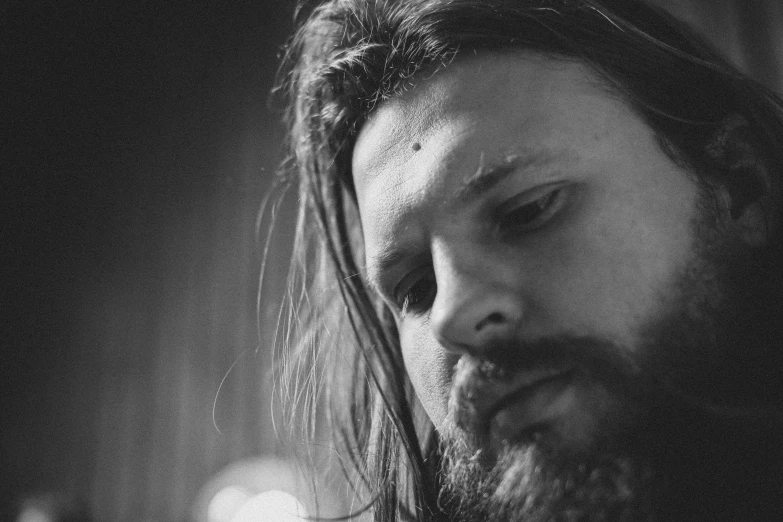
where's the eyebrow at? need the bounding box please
[454,149,571,205]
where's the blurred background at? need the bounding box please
[2,1,782,521]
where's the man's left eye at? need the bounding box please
[496,185,566,234]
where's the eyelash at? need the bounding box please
[392,185,566,316]
[395,271,436,316]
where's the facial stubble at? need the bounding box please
[437,189,783,521]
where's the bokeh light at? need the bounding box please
[230,490,307,522]
[207,486,251,522]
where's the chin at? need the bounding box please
[440,420,654,521]
[439,397,783,522]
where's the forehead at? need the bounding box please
[352,52,607,186]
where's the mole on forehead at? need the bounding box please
[412,142,422,151]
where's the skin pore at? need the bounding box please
[351,51,782,519]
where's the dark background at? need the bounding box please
[2,1,782,521]
[3,1,296,520]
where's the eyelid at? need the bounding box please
[494,181,570,236]
[495,180,568,215]
[370,249,427,301]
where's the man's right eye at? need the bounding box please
[394,271,437,316]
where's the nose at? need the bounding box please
[429,247,524,354]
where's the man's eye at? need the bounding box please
[395,271,437,316]
[497,186,565,233]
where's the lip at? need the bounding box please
[488,370,576,449]
[450,355,576,443]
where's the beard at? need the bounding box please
[437,190,783,521]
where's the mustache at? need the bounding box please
[468,335,650,397]
[459,334,783,429]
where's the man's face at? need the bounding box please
[351,52,775,517]
[353,51,699,435]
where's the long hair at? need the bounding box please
[272,1,783,520]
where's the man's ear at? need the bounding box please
[704,114,777,247]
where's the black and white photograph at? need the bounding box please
[4,1,783,520]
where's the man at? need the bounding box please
[275,0,783,519]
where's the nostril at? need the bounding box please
[475,312,505,331]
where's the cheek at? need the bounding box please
[400,320,454,430]
[547,180,698,345]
